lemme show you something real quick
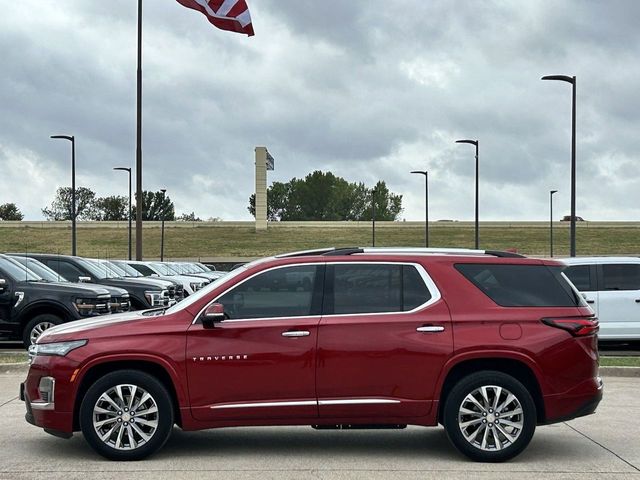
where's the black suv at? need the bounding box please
[0,255,112,347]
[8,255,131,314]
[26,254,171,310]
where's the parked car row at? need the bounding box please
[0,253,225,347]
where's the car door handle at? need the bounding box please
[636,299,640,303]
[586,299,595,304]
[416,325,445,333]
[281,330,310,337]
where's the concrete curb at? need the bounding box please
[0,362,28,375]
[599,366,640,378]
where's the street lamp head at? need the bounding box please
[455,139,478,146]
[541,75,575,84]
[550,190,558,195]
[113,167,131,173]
[50,135,74,141]
[410,170,428,176]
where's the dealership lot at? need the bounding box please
[0,373,638,480]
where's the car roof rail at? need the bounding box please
[276,247,526,259]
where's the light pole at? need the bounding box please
[160,189,166,261]
[113,167,132,260]
[542,74,577,257]
[550,190,558,257]
[411,170,429,247]
[371,186,376,247]
[51,135,76,256]
[455,139,479,249]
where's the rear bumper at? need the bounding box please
[542,376,603,424]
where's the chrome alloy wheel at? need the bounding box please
[458,385,524,451]
[92,384,159,450]
[29,322,54,345]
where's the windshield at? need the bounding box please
[0,256,41,282]
[113,261,143,277]
[9,256,64,282]
[165,265,248,315]
[150,263,174,276]
[76,258,110,279]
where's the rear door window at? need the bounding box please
[43,260,84,282]
[455,263,585,307]
[325,264,432,315]
[601,264,640,291]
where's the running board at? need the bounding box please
[312,424,407,430]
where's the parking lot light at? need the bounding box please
[50,135,76,256]
[542,74,577,257]
[550,190,558,257]
[113,167,132,260]
[410,170,429,247]
[455,139,479,249]
[160,189,167,262]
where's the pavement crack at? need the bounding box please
[564,421,640,472]
[0,396,18,409]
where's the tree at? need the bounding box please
[177,212,202,221]
[42,187,97,221]
[248,171,403,221]
[131,190,175,221]
[92,196,128,221]
[0,203,24,221]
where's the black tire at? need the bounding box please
[22,314,63,348]
[443,371,536,462]
[79,370,174,461]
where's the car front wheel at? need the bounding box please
[443,371,536,462]
[79,370,174,460]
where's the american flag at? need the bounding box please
[176,0,254,36]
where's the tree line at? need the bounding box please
[248,170,402,221]
[1,170,403,222]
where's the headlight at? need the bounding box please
[74,296,110,316]
[190,282,206,291]
[28,340,87,358]
[145,290,168,306]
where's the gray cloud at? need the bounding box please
[1,0,639,223]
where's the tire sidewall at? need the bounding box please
[22,314,63,348]
[80,370,174,461]
[443,371,536,462]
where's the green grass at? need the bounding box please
[0,353,27,364]
[1,223,639,259]
[600,356,640,367]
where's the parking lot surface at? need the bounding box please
[0,373,638,480]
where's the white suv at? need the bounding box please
[563,257,640,340]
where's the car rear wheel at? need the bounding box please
[443,371,536,462]
[80,370,174,460]
[22,314,63,348]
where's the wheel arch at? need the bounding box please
[72,357,186,431]
[436,355,546,424]
[19,302,73,332]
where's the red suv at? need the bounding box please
[21,248,602,462]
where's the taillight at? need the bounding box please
[542,316,599,337]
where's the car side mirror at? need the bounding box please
[78,276,92,283]
[202,303,225,328]
[0,278,6,292]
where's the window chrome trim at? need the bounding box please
[193,261,441,324]
[210,398,400,409]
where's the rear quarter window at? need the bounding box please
[455,263,585,307]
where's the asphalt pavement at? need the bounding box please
[0,373,638,480]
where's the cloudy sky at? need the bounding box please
[1,1,639,221]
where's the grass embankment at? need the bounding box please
[0,223,639,259]
[0,353,27,364]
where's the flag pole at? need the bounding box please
[135,0,143,260]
